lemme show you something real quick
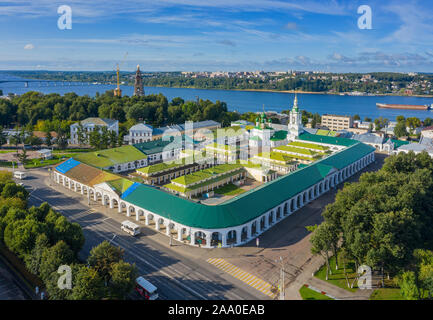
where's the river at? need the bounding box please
[1,75,433,121]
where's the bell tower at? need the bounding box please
[288,94,304,139]
[134,65,144,97]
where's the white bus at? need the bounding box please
[135,276,158,300]
[13,171,27,180]
[121,220,141,236]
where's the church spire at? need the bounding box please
[293,93,298,112]
[134,64,144,97]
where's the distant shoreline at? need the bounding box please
[141,85,433,98]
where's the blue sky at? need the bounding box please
[1,0,433,72]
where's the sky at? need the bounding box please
[1,0,433,72]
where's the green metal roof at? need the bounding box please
[390,139,410,149]
[270,130,288,141]
[298,132,358,147]
[133,136,183,155]
[122,142,374,229]
[74,145,147,168]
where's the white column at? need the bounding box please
[222,232,227,247]
[247,223,252,239]
[145,214,149,226]
[205,232,212,248]
[177,228,183,241]
[236,228,242,245]
[136,211,140,221]
[126,207,131,217]
[190,230,195,245]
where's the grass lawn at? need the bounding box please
[314,255,359,293]
[0,150,15,154]
[24,153,76,169]
[299,285,334,300]
[370,288,405,300]
[0,161,13,167]
[52,148,91,153]
[213,183,246,196]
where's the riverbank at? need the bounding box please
[128,83,433,98]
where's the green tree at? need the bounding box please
[76,122,87,146]
[16,148,28,165]
[3,219,47,257]
[399,271,420,300]
[24,233,50,275]
[87,241,124,284]
[71,265,105,300]
[88,127,102,150]
[39,240,75,282]
[310,222,334,280]
[109,130,117,148]
[396,115,405,123]
[394,121,408,138]
[423,117,433,127]
[0,126,6,146]
[55,127,68,149]
[44,130,52,147]
[52,215,85,256]
[108,261,138,299]
[406,117,421,134]
[100,126,110,149]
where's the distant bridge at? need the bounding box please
[0,80,96,87]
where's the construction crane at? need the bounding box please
[113,52,128,97]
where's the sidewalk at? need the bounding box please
[306,277,374,300]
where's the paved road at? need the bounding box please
[23,170,262,300]
[0,259,26,300]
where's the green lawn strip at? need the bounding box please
[165,169,244,193]
[0,161,13,167]
[299,285,334,300]
[274,145,322,156]
[0,150,16,154]
[213,183,245,196]
[24,153,77,169]
[370,288,405,300]
[52,148,90,153]
[287,141,329,151]
[314,255,359,293]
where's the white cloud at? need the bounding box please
[24,43,34,50]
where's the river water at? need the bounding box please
[1,75,433,121]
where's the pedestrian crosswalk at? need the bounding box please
[207,258,277,299]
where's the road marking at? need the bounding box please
[207,258,277,299]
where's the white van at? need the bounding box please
[121,220,141,236]
[13,171,27,180]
